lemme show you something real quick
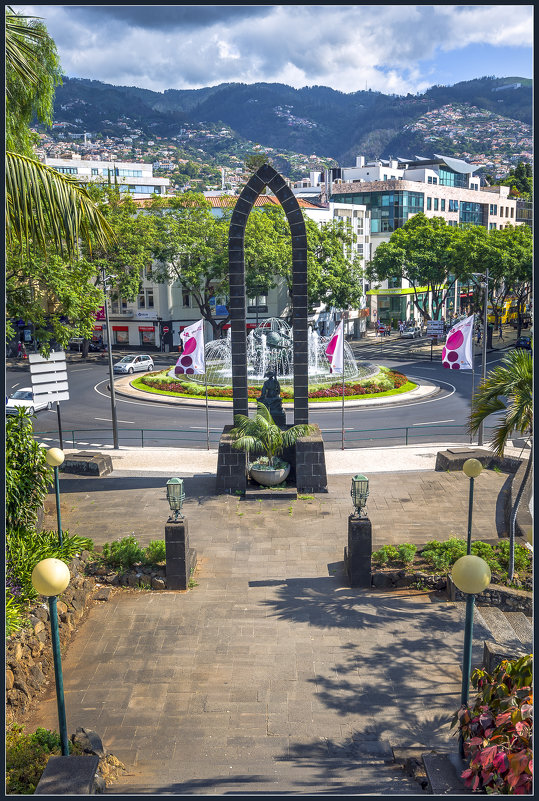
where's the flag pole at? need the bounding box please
[205,371,210,450]
[341,312,346,451]
[470,314,475,445]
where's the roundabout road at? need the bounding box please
[8,344,507,451]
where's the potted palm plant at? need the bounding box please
[230,402,315,487]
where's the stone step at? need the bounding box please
[502,611,533,650]
[475,605,525,652]
[115,759,421,795]
[422,752,472,795]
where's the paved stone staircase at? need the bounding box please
[420,604,533,794]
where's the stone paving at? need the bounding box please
[27,466,512,793]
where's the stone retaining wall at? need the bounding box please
[371,570,532,615]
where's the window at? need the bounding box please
[505,207,509,217]
[499,207,504,217]
[489,223,497,230]
[441,199,446,211]
[182,292,191,308]
[146,289,154,308]
[91,168,99,176]
[138,291,146,309]
[383,174,387,181]
[426,197,432,210]
[439,167,468,188]
[449,199,459,212]
[489,204,497,215]
[510,207,514,218]
[434,198,439,211]
[54,166,78,174]
[145,264,153,279]
[432,177,438,185]
[111,297,128,314]
[427,176,433,184]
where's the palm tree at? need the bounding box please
[469,348,533,580]
[230,402,315,467]
[5,7,114,257]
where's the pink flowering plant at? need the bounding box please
[451,654,533,794]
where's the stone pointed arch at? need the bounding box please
[228,163,309,425]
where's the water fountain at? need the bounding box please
[172,318,378,386]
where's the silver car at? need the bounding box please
[400,326,422,339]
[113,354,155,375]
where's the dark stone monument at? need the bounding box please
[258,369,286,428]
[165,520,197,590]
[34,755,100,795]
[216,163,327,493]
[344,515,372,587]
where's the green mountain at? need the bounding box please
[51,75,532,164]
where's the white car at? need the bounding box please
[400,326,422,339]
[113,354,155,375]
[6,387,52,416]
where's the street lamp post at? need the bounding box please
[46,448,65,546]
[31,558,71,756]
[462,458,483,554]
[451,554,491,759]
[100,267,119,449]
[478,269,489,446]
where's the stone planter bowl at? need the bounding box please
[250,463,291,487]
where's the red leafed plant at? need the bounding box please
[451,654,533,794]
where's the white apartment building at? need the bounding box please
[43,157,170,198]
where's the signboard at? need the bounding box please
[426,320,445,338]
[28,351,69,404]
[94,306,105,320]
[136,311,156,320]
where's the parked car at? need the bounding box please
[6,387,52,416]
[69,338,105,352]
[514,336,532,350]
[113,354,155,374]
[400,325,422,339]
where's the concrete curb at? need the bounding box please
[111,374,440,410]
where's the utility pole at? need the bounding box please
[477,268,489,447]
[101,266,119,449]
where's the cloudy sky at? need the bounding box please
[15,5,533,95]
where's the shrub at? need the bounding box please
[6,410,52,530]
[495,540,531,574]
[101,536,144,570]
[6,591,28,638]
[397,543,417,566]
[452,654,533,794]
[371,544,399,565]
[6,527,93,605]
[143,540,166,565]
[6,724,82,794]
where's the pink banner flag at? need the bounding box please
[175,319,205,375]
[442,314,474,370]
[325,319,344,374]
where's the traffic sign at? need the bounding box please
[162,326,169,333]
[28,351,70,404]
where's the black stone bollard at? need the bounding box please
[344,515,372,588]
[165,519,197,590]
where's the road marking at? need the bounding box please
[69,368,94,372]
[413,420,455,426]
[94,417,135,424]
[11,382,20,389]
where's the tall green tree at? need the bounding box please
[469,349,533,580]
[5,6,115,352]
[366,214,464,321]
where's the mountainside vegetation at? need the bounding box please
[50,75,532,165]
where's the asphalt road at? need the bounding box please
[6,336,508,451]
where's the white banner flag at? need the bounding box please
[175,319,205,375]
[442,314,474,370]
[325,319,344,374]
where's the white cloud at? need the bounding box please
[13,5,533,93]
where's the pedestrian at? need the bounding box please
[498,324,503,340]
[21,343,27,359]
[17,341,22,358]
[476,328,481,345]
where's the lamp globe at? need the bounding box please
[46,448,65,468]
[463,458,483,479]
[31,558,70,596]
[451,554,491,595]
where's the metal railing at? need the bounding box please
[34,423,496,450]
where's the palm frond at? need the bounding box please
[5,8,45,88]
[6,152,116,257]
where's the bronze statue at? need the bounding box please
[258,369,287,428]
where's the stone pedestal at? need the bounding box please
[344,515,372,588]
[216,425,248,494]
[295,425,327,493]
[165,520,197,591]
[35,755,100,794]
[61,451,113,476]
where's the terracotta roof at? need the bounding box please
[132,195,321,209]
